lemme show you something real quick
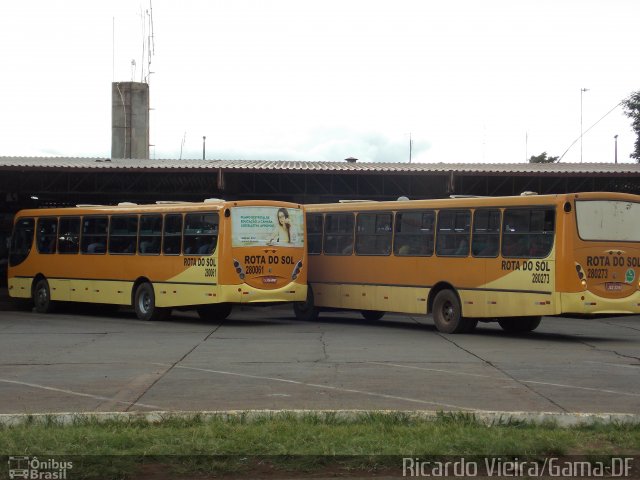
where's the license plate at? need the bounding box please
[605,282,623,291]
[262,277,277,284]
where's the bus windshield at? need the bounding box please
[231,206,304,247]
[576,200,640,242]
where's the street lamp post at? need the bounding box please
[614,134,618,164]
[202,136,206,160]
[580,88,589,163]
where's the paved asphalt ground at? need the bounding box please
[0,297,639,415]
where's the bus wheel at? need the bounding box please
[197,303,232,321]
[134,283,168,321]
[432,290,474,334]
[33,278,56,313]
[293,288,319,321]
[498,316,542,333]
[361,310,385,321]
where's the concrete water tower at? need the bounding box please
[111,82,149,159]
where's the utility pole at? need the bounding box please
[202,136,206,160]
[614,134,618,164]
[580,88,589,163]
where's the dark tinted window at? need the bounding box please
[472,209,500,258]
[355,213,392,255]
[109,216,138,254]
[58,217,80,254]
[9,218,34,266]
[163,214,182,255]
[81,216,108,254]
[436,210,471,257]
[36,218,58,254]
[183,213,218,255]
[394,211,435,256]
[307,214,323,255]
[139,215,162,255]
[502,208,555,258]
[323,213,354,255]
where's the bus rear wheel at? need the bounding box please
[134,283,169,321]
[293,288,319,321]
[432,289,475,334]
[498,316,542,333]
[197,303,232,321]
[33,278,56,313]
[361,310,385,321]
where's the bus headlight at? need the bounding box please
[291,260,303,280]
[233,258,245,280]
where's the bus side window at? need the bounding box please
[109,216,138,254]
[393,211,434,256]
[355,212,392,255]
[183,213,218,255]
[323,213,354,255]
[58,217,80,254]
[436,210,471,257]
[9,218,34,266]
[139,215,162,255]
[472,209,500,257]
[306,214,323,255]
[502,208,555,258]
[36,217,58,254]
[81,216,108,254]
[163,214,182,255]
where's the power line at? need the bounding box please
[558,100,623,162]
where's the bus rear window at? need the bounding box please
[9,218,34,266]
[576,200,640,242]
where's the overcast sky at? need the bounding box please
[1,0,638,163]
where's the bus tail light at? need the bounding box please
[575,263,587,288]
[291,260,303,280]
[233,258,245,280]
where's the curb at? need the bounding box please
[1,410,639,427]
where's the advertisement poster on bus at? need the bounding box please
[231,207,304,248]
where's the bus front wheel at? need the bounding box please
[293,288,319,322]
[197,303,232,321]
[33,278,56,313]
[498,316,542,333]
[134,283,169,321]
[432,289,475,334]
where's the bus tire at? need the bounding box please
[197,303,232,321]
[432,289,473,334]
[361,310,385,321]
[293,288,319,322]
[33,278,56,313]
[498,316,542,333]
[134,283,168,321]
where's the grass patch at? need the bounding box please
[0,412,638,478]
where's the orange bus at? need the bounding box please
[8,199,306,320]
[294,192,640,333]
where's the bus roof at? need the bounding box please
[14,199,302,217]
[304,192,640,212]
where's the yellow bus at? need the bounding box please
[294,192,640,333]
[8,199,306,321]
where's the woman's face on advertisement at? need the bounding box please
[278,211,286,225]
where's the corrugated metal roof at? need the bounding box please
[0,156,639,175]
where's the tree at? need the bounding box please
[622,90,640,162]
[528,152,559,164]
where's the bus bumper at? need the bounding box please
[560,291,640,315]
[220,282,307,304]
